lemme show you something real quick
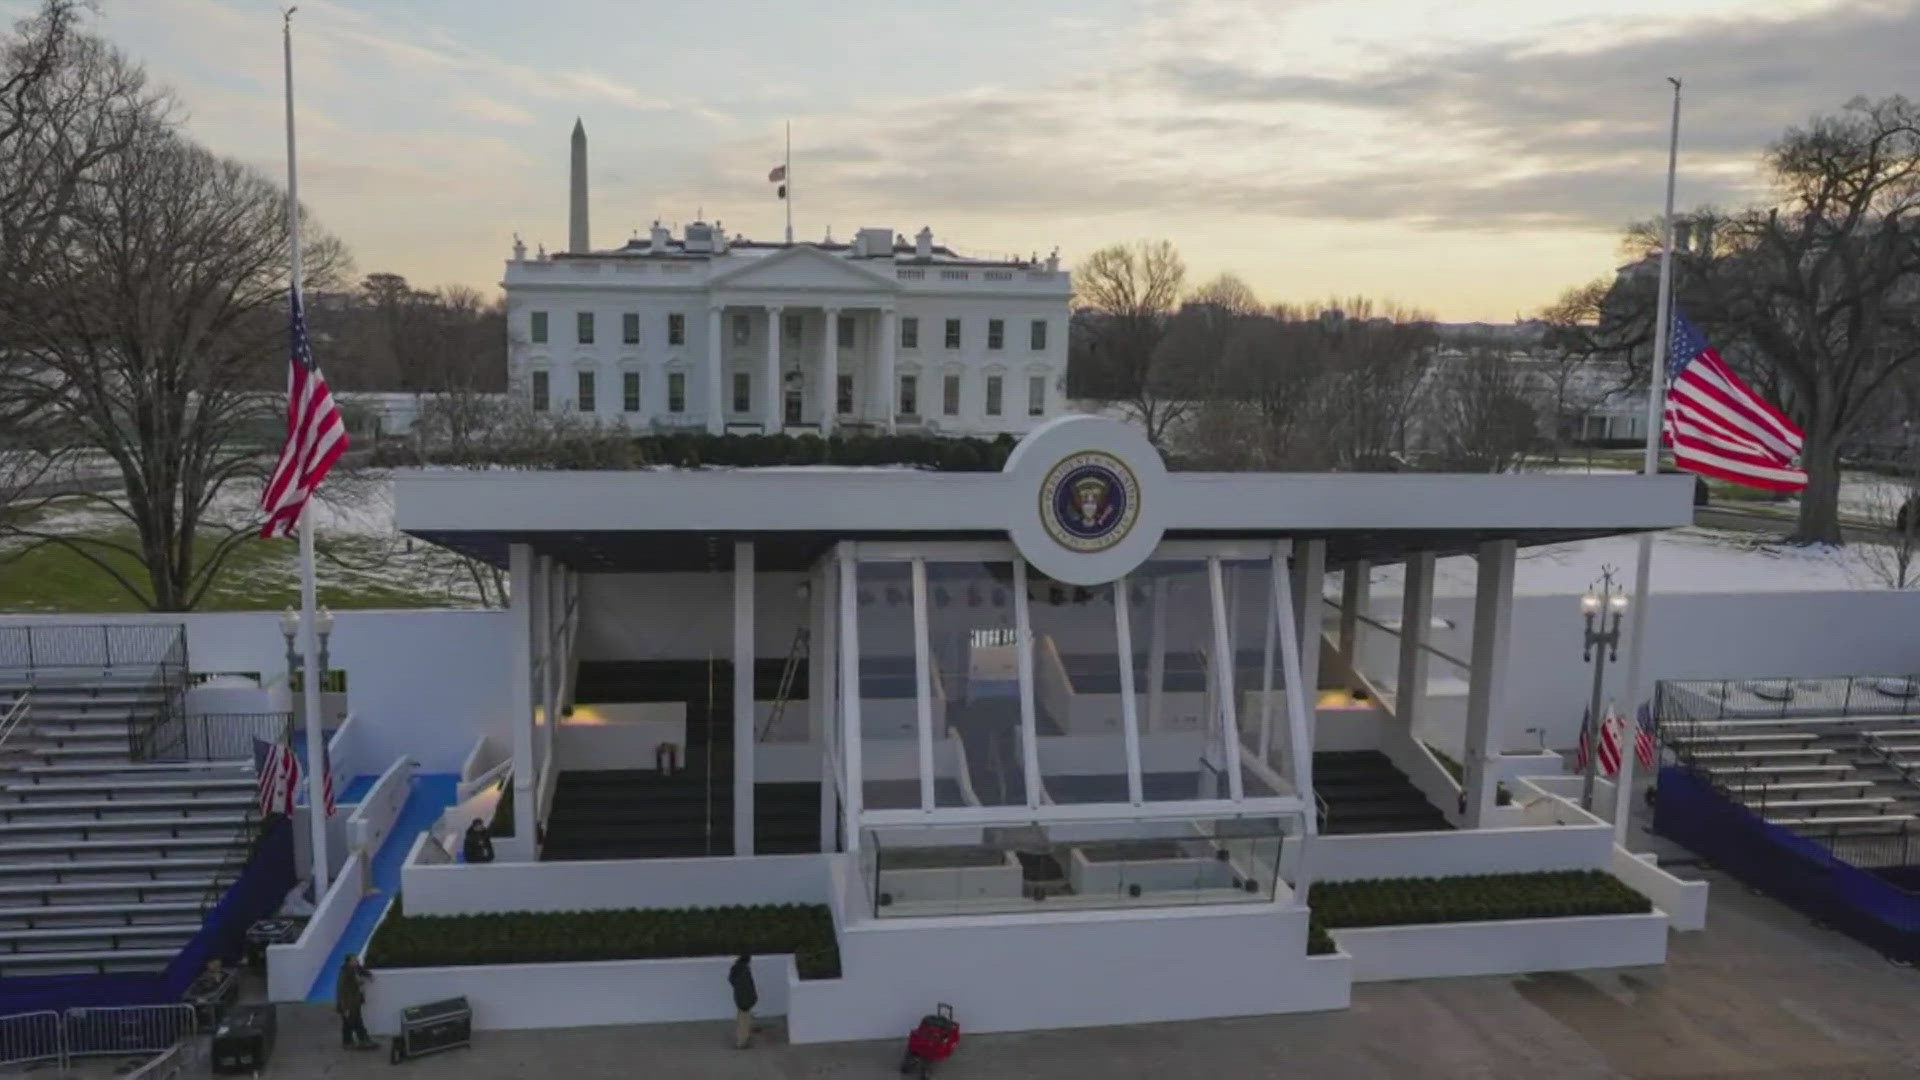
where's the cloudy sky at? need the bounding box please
[26,0,1919,320]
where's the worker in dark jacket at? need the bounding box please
[729,954,757,1049]
[336,953,377,1050]
[463,818,495,863]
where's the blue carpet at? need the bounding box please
[306,772,459,1003]
[337,774,379,805]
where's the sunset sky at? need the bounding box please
[28,0,1918,320]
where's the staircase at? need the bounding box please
[541,660,820,860]
[0,671,255,978]
[1313,751,1452,835]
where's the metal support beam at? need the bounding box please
[1463,540,1516,828]
[733,541,755,855]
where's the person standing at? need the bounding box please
[336,953,377,1050]
[728,954,757,1049]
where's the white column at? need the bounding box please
[821,306,839,435]
[764,305,783,431]
[1396,552,1436,731]
[706,306,724,434]
[837,545,864,852]
[507,543,537,849]
[1207,558,1244,801]
[911,559,934,810]
[1113,575,1144,805]
[878,308,897,432]
[1292,539,1326,742]
[530,554,549,780]
[1013,559,1042,807]
[1147,577,1168,732]
[1463,540,1516,829]
[733,541,756,856]
[543,558,562,771]
[814,560,836,851]
[1338,559,1371,691]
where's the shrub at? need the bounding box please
[364,902,842,980]
[1307,918,1336,956]
[1308,870,1650,930]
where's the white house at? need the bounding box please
[503,123,1071,438]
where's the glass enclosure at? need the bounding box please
[835,541,1311,866]
[866,817,1298,917]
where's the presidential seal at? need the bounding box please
[1039,451,1139,553]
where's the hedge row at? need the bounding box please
[1308,870,1650,930]
[363,900,841,980]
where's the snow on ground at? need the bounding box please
[1363,527,1902,598]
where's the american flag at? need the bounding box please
[256,737,299,816]
[1634,702,1658,770]
[259,292,347,538]
[1663,309,1806,492]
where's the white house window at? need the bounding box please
[987,319,1004,350]
[530,370,550,411]
[576,369,596,413]
[622,312,640,345]
[943,373,960,417]
[622,371,641,412]
[733,372,752,414]
[576,312,594,345]
[667,371,686,413]
[732,313,751,346]
[898,374,918,417]
[900,317,919,349]
[530,311,548,344]
[944,318,961,349]
[985,374,1003,416]
[667,313,686,345]
[1028,374,1045,417]
[837,374,854,416]
[838,314,856,345]
[1030,319,1048,350]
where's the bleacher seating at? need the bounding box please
[0,671,255,978]
[1667,714,1920,837]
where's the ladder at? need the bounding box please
[757,626,810,742]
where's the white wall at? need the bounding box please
[1304,819,1613,882]
[266,854,365,1001]
[402,852,828,917]
[1334,911,1668,982]
[364,948,794,1034]
[348,758,414,856]
[1611,848,1709,932]
[0,611,511,773]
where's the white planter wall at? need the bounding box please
[1334,911,1668,982]
[1611,849,1709,931]
[1305,819,1613,883]
[266,855,365,1002]
[347,758,414,856]
[363,953,797,1035]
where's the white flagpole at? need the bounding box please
[1615,77,1682,845]
[783,120,793,244]
[283,7,330,895]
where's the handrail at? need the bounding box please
[201,806,262,913]
[458,756,513,802]
[947,728,983,808]
[0,691,30,759]
[1320,596,1469,671]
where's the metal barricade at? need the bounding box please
[63,1003,197,1061]
[0,1010,65,1070]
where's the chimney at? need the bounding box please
[650,219,670,251]
[512,233,526,262]
[855,227,893,258]
[915,226,932,259]
[1671,218,1692,257]
[569,119,589,254]
[1696,219,1715,260]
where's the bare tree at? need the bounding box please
[1071,240,1190,445]
[1849,459,1920,588]
[1428,341,1540,473]
[1537,279,1618,462]
[0,97,348,609]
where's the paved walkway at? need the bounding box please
[235,869,1920,1080]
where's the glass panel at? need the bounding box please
[1026,573,1129,805]
[857,561,921,812]
[925,561,1025,808]
[1225,557,1291,797]
[1132,560,1214,803]
[867,816,1294,917]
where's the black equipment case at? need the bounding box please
[390,995,471,1064]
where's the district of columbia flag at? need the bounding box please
[1598,708,1624,778]
[1663,309,1806,492]
[259,292,346,537]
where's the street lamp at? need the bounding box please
[280,605,337,700]
[1580,567,1629,810]
[316,606,334,686]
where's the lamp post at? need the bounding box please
[1580,567,1629,811]
[280,606,335,701]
